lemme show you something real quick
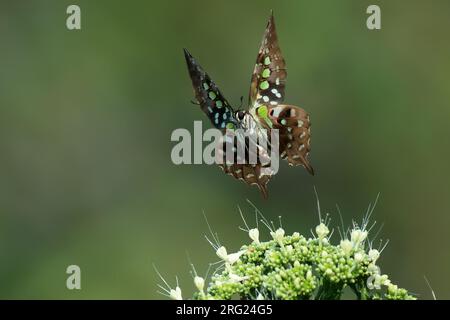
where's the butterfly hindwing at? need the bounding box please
[216,127,274,198]
[268,104,313,174]
[184,49,239,130]
[248,12,287,108]
[220,163,271,199]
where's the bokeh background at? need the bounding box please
[1,0,449,299]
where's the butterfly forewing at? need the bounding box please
[248,13,287,109]
[184,49,239,130]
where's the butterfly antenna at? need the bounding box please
[239,96,244,109]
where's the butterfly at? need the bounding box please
[184,12,314,198]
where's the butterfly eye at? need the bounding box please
[236,111,245,120]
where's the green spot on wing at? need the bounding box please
[264,56,271,65]
[259,81,269,90]
[262,68,271,78]
[257,105,272,128]
[208,91,216,100]
[257,105,268,118]
[226,123,235,130]
[216,100,223,107]
[203,82,209,90]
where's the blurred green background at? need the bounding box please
[1,0,449,299]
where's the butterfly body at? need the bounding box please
[184,13,314,197]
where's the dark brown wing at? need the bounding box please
[216,125,275,198]
[184,49,239,130]
[220,163,271,199]
[268,104,314,174]
[248,13,287,109]
[248,14,313,176]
